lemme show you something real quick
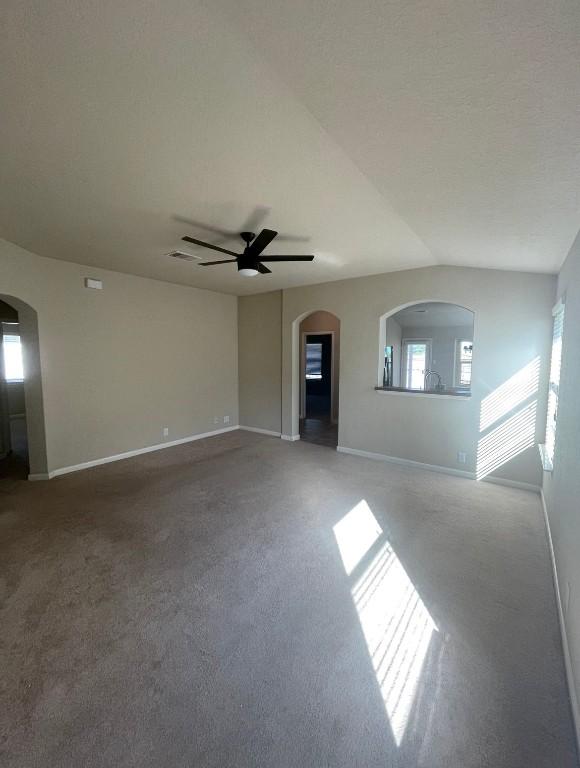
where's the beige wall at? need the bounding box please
[282,267,554,487]
[543,231,580,732]
[238,291,282,434]
[238,266,555,487]
[0,239,238,474]
[299,310,340,423]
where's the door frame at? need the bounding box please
[401,338,433,390]
[0,331,10,459]
[300,331,336,422]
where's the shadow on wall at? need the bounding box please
[476,357,540,480]
[0,294,48,478]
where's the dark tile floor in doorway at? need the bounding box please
[299,417,338,448]
[0,416,28,482]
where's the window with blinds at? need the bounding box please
[1,322,24,382]
[544,300,565,469]
[455,339,473,387]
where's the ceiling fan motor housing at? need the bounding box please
[240,231,256,245]
[237,253,260,274]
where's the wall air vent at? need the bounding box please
[166,250,201,262]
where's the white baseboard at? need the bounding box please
[481,475,541,493]
[336,445,541,492]
[45,425,240,479]
[239,425,281,437]
[28,473,50,481]
[281,434,300,442]
[336,445,474,479]
[541,490,580,752]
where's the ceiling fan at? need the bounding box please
[181,229,314,277]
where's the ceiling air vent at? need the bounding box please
[166,250,201,262]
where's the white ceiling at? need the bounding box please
[1,1,580,296]
[392,302,473,329]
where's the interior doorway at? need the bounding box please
[299,312,340,448]
[0,300,29,479]
[0,294,48,481]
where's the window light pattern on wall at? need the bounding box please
[479,357,540,433]
[476,356,540,480]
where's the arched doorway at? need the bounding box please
[298,311,340,447]
[0,295,48,480]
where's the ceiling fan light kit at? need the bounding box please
[180,227,314,277]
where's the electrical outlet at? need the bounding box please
[457,451,467,464]
[163,427,169,437]
[84,277,103,290]
[214,416,220,425]
[223,415,230,424]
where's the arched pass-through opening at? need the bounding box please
[378,300,475,393]
[0,294,48,480]
[291,310,340,447]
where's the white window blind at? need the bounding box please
[305,342,323,380]
[545,301,565,468]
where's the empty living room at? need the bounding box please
[2,2,580,766]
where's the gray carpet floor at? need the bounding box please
[0,431,577,767]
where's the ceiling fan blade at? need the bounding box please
[199,259,238,266]
[247,228,278,256]
[257,263,272,274]
[242,206,271,235]
[273,233,310,243]
[173,215,238,241]
[258,255,315,262]
[182,236,238,257]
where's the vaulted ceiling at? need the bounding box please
[2,0,580,295]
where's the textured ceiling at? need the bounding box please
[1,0,580,295]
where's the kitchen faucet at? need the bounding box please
[424,370,442,391]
